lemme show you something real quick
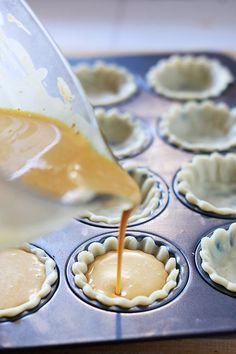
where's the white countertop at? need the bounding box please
[28,0,236,56]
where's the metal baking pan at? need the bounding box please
[1,52,236,350]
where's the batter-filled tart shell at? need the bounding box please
[72,236,179,308]
[0,243,58,318]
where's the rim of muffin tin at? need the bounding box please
[0,245,59,323]
[195,222,236,298]
[172,170,236,220]
[103,112,154,160]
[78,170,169,229]
[66,231,189,313]
[156,117,236,155]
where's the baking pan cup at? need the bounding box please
[95,108,153,159]
[160,101,236,152]
[0,244,58,322]
[147,55,233,100]
[173,153,236,218]
[73,61,137,106]
[66,231,189,313]
[195,222,236,297]
[79,167,169,228]
[71,236,178,308]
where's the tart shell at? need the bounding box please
[177,153,236,216]
[72,235,179,308]
[95,108,151,159]
[160,101,236,152]
[74,61,137,106]
[80,166,165,225]
[147,55,233,100]
[200,223,236,292]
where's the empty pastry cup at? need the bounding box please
[0,243,58,319]
[80,166,168,227]
[147,55,233,100]
[67,231,189,311]
[74,61,137,106]
[198,223,236,293]
[176,153,236,216]
[95,108,152,159]
[160,101,236,152]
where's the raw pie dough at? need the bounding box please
[95,108,151,159]
[177,153,236,215]
[200,223,236,292]
[147,55,233,100]
[160,101,236,152]
[74,61,137,106]
[80,166,162,225]
[72,235,179,308]
[0,243,57,318]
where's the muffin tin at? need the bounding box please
[1,52,236,350]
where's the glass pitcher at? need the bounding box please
[0,0,131,249]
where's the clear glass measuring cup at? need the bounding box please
[0,0,131,249]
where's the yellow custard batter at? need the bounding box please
[0,108,141,206]
[0,249,45,309]
[86,250,168,299]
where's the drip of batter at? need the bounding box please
[0,249,45,309]
[86,250,168,299]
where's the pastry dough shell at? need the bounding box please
[0,243,58,318]
[177,153,236,215]
[72,235,179,308]
[200,223,236,292]
[74,61,137,106]
[95,108,151,159]
[147,55,233,100]
[80,166,162,225]
[160,101,236,152]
